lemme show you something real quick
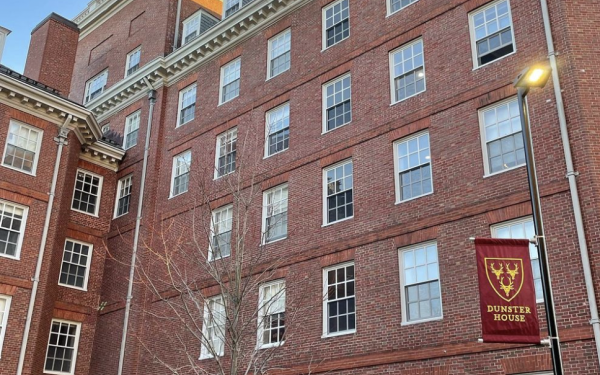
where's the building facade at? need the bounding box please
[1,0,600,374]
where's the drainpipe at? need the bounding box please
[539,0,600,366]
[16,117,72,375]
[173,0,183,51]
[117,82,157,375]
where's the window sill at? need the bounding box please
[321,36,350,52]
[263,147,288,160]
[483,163,525,179]
[262,236,287,246]
[2,163,37,176]
[401,316,443,326]
[218,96,238,107]
[258,341,285,350]
[321,215,353,228]
[390,89,426,107]
[395,191,433,205]
[386,1,418,18]
[321,121,351,135]
[71,208,99,218]
[168,191,187,200]
[44,370,75,375]
[214,171,235,180]
[266,69,289,82]
[113,213,128,220]
[0,253,20,261]
[58,283,88,292]
[472,50,517,71]
[321,329,356,339]
[176,119,193,128]
[208,254,231,262]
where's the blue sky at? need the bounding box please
[0,0,88,73]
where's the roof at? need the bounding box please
[31,13,79,35]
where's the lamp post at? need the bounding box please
[514,66,564,375]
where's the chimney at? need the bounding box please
[24,13,79,96]
[0,26,10,64]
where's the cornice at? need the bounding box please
[74,0,135,40]
[88,0,310,122]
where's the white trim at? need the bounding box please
[218,58,241,106]
[321,73,352,134]
[214,127,237,180]
[84,69,108,104]
[182,10,202,45]
[176,83,197,127]
[322,158,354,225]
[398,241,443,324]
[170,150,191,198]
[209,204,233,261]
[266,28,291,80]
[322,261,356,338]
[468,0,516,69]
[2,119,44,176]
[321,0,350,51]
[113,174,133,218]
[200,295,225,359]
[43,319,81,375]
[124,46,141,78]
[0,294,11,358]
[392,130,433,204]
[57,239,94,291]
[123,110,141,150]
[257,279,286,349]
[389,38,426,105]
[264,102,290,158]
[71,169,104,217]
[0,199,28,261]
[386,0,419,17]
[261,183,289,244]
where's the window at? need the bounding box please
[322,74,352,132]
[479,98,524,175]
[469,0,515,67]
[59,240,93,291]
[177,84,196,126]
[171,150,191,197]
[393,131,432,203]
[182,12,201,44]
[219,58,241,104]
[265,103,290,157]
[323,160,353,225]
[210,205,233,260]
[262,184,288,243]
[71,170,103,216]
[84,70,108,103]
[323,0,350,49]
[388,0,418,14]
[0,295,11,358]
[323,262,355,336]
[125,47,141,77]
[44,320,81,375]
[114,175,133,218]
[2,120,42,174]
[201,296,225,359]
[399,242,442,323]
[124,110,141,150]
[258,280,285,348]
[0,200,27,259]
[215,128,237,178]
[268,29,291,79]
[101,124,110,134]
[491,217,543,301]
[390,39,425,104]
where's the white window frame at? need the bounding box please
[257,279,286,349]
[170,150,191,198]
[491,217,544,303]
[264,102,290,158]
[0,200,28,260]
[478,97,525,177]
[224,0,243,18]
[398,241,443,325]
[114,174,133,218]
[2,119,43,176]
[219,58,241,105]
[322,0,350,50]
[182,11,202,45]
[267,29,291,80]
[322,159,354,226]
[58,239,93,291]
[389,38,426,105]
[322,74,352,134]
[101,124,110,134]
[261,184,288,244]
[322,261,356,338]
[44,319,81,375]
[123,110,141,150]
[124,46,141,77]
[386,0,419,16]
[0,294,12,359]
[214,127,237,179]
[176,83,197,127]
[468,0,516,69]
[393,131,433,204]
[71,169,103,217]
[84,70,108,104]
[209,204,233,261]
[200,295,225,359]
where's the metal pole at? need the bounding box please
[517,87,564,374]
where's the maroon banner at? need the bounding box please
[474,238,540,344]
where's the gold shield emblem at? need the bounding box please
[484,257,524,302]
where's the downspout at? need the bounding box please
[539,0,600,366]
[117,81,157,375]
[16,117,72,375]
[173,0,183,51]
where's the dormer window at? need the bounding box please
[84,70,108,103]
[125,47,141,77]
[182,12,201,45]
[224,0,255,18]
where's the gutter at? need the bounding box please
[173,0,183,52]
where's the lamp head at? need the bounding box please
[514,65,552,89]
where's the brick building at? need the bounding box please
[1,0,600,374]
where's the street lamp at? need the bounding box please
[513,65,564,375]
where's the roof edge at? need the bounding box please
[31,13,80,35]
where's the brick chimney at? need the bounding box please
[24,13,79,96]
[0,26,10,64]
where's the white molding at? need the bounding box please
[0,294,11,359]
[322,158,353,225]
[43,319,82,375]
[57,239,94,291]
[321,73,352,134]
[389,38,426,105]
[392,130,433,204]
[71,169,104,217]
[0,200,29,261]
[322,0,350,51]
[322,261,356,337]
[266,28,291,80]
[468,0,516,69]
[2,119,44,176]
[113,174,133,218]
[75,0,135,40]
